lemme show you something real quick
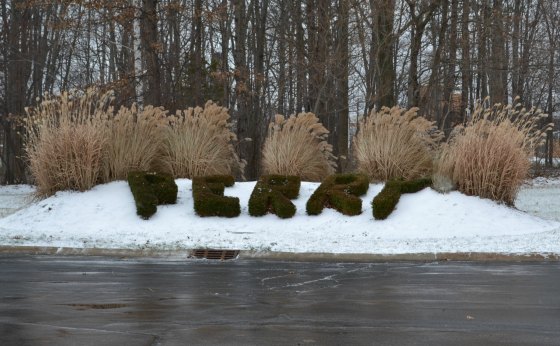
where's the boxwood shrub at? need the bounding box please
[248,175,301,218]
[306,173,369,216]
[127,171,178,219]
[372,178,432,220]
[192,175,240,217]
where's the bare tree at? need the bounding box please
[1,0,559,181]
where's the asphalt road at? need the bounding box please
[0,256,559,345]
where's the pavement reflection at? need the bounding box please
[1,256,559,345]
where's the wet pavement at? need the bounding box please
[0,256,559,345]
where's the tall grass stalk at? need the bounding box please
[103,105,167,181]
[261,112,336,181]
[159,101,244,178]
[24,89,112,196]
[436,100,551,204]
[353,106,443,182]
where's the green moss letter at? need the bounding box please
[306,173,369,216]
[192,175,240,217]
[128,171,178,219]
[249,175,301,219]
[372,178,432,220]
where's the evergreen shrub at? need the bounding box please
[127,171,178,219]
[248,175,301,218]
[192,175,240,217]
[399,177,433,194]
[372,178,432,220]
[306,173,369,216]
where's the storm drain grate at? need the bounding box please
[190,249,239,260]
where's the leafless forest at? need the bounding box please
[1,0,559,183]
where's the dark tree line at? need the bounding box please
[1,0,559,183]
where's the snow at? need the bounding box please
[516,177,560,222]
[522,176,560,188]
[532,157,560,166]
[0,185,36,218]
[0,178,559,255]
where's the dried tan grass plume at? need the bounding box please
[24,89,112,196]
[103,105,168,181]
[353,106,443,182]
[159,101,244,178]
[436,100,552,204]
[262,112,336,181]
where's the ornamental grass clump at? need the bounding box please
[436,100,551,205]
[103,105,167,182]
[159,101,244,178]
[353,106,443,182]
[24,89,112,197]
[261,112,336,181]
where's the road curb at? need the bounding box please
[0,246,559,262]
[0,246,190,258]
[239,250,560,262]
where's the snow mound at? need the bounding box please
[0,179,558,254]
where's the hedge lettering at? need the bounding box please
[372,178,432,220]
[127,171,178,219]
[306,173,369,216]
[249,175,301,218]
[192,175,240,217]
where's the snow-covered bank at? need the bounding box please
[0,185,36,218]
[0,179,558,255]
[516,178,560,222]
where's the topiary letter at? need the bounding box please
[128,171,178,219]
[249,175,301,219]
[372,178,432,220]
[306,173,369,216]
[192,175,240,217]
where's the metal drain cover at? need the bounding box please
[190,249,239,260]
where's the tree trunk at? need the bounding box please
[3,0,33,183]
[233,0,253,179]
[277,0,287,114]
[460,0,471,122]
[374,0,396,108]
[489,0,507,104]
[190,0,203,106]
[420,0,449,124]
[250,0,269,178]
[511,0,521,100]
[141,0,161,106]
[442,0,458,131]
[295,2,306,113]
[133,0,144,107]
[476,1,489,100]
[336,0,349,172]
[406,0,439,109]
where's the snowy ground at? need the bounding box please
[0,178,559,255]
[516,178,560,222]
[0,185,36,218]
[532,157,560,167]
